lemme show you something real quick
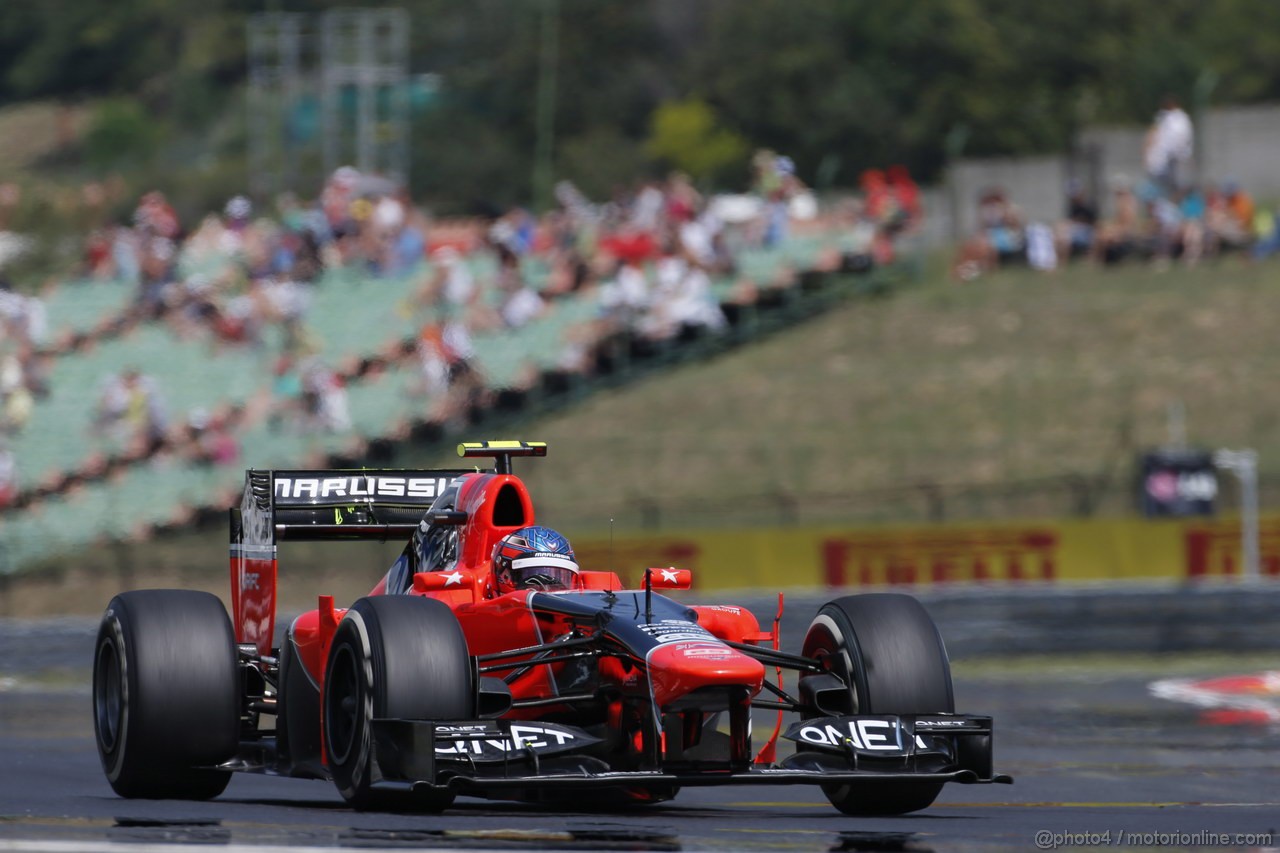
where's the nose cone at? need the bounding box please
[646,642,765,709]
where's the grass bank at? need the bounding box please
[441,256,1280,532]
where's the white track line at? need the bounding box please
[0,843,509,853]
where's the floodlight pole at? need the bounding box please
[1213,448,1260,583]
[247,12,305,198]
[321,8,410,183]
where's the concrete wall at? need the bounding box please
[928,101,1280,243]
[1080,106,1280,202]
[1076,125,1148,218]
[946,155,1065,239]
[1202,104,1280,198]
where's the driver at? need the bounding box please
[492,526,580,592]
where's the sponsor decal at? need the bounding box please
[822,528,1058,586]
[1184,522,1280,578]
[435,724,490,733]
[433,722,598,761]
[273,475,453,503]
[674,642,736,660]
[640,620,716,644]
[1146,470,1217,504]
[784,716,923,753]
[233,555,277,656]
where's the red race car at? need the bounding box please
[92,440,1009,815]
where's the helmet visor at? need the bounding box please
[509,555,579,590]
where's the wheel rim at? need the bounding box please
[803,619,859,715]
[94,638,122,753]
[325,643,361,765]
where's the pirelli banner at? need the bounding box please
[571,515,1280,590]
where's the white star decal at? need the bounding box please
[443,571,464,586]
[661,568,679,583]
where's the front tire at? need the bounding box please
[323,596,474,811]
[93,590,239,799]
[801,593,954,815]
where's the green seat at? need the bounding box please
[42,277,135,338]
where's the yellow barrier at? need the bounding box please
[570,514,1280,590]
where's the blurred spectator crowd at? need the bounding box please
[1,273,51,506]
[0,151,921,510]
[952,97,1279,280]
[0,276,49,434]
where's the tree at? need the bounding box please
[644,97,747,184]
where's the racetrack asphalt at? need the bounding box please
[2,600,1278,852]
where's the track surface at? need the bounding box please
[2,608,1278,852]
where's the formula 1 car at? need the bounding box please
[92,440,1010,815]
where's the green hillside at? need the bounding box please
[403,257,1280,532]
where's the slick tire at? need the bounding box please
[324,596,473,812]
[801,593,954,816]
[93,589,239,800]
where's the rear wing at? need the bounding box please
[229,467,472,654]
[228,441,548,654]
[234,468,476,544]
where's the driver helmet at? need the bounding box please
[492,526,579,592]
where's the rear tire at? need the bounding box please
[323,596,474,811]
[801,593,954,815]
[93,590,239,799]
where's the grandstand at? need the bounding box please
[1,223,892,575]
[14,323,275,491]
[42,276,136,341]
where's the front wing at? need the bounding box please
[369,714,1013,794]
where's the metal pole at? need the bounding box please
[357,13,375,175]
[532,0,559,210]
[1166,400,1187,450]
[943,123,970,242]
[319,8,409,182]
[1214,449,1260,583]
[1240,456,1260,582]
[280,15,301,194]
[321,14,337,177]
[389,10,410,186]
[247,16,271,198]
